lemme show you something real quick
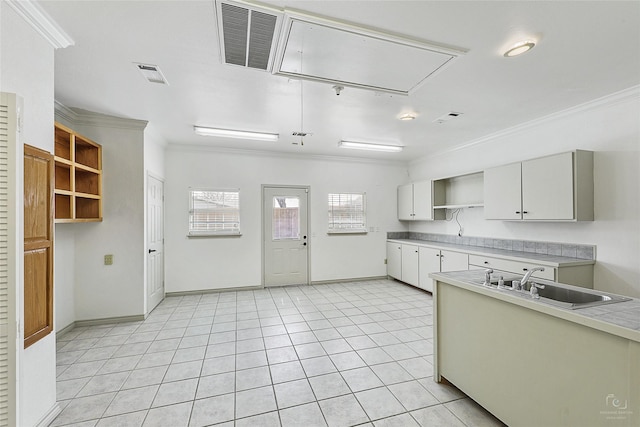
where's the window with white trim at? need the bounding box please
[328,192,367,233]
[188,189,240,236]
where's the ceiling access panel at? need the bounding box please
[272,11,468,96]
[216,1,282,71]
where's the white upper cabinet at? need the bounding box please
[397,184,415,220]
[484,162,522,220]
[484,150,593,221]
[398,181,437,221]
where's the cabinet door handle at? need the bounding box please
[515,211,521,214]
[522,211,529,214]
[484,261,489,264]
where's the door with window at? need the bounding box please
[263,186,309,286]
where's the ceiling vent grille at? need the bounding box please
[217,2,280,71]
[134,63,168,85]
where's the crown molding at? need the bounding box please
[412,84,640,165]
[54,101,148,131]
[6,0,74,49]
[166,143,406,167]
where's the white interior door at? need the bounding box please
[147,175,164,312]
[263,186,309,287]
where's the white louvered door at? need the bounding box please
[0,92,20,426]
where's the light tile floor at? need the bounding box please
[52,279,505,427]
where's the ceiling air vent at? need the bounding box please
[134,63,168,85]
[433,112,463,124]
[217,1,281,71]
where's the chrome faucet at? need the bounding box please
[529,282,546,299]
[483,268,494,286]
[521,267,545,287]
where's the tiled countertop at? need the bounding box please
[388,238,595,267]
[430,269,640,342]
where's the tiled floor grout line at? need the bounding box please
[52,280,503,426]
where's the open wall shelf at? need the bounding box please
[433,171,484,210]
[54,122,103,223]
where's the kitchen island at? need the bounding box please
[430,270,639,427]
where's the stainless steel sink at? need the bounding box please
[484,279,631,309]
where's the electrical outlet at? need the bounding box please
[104,254,113,265]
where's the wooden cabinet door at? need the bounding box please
[522,152,574,220]
[412,181,434,220]
[401,244,419,286]
[418,246,441,292]
[386,242,402,280]
[24,145,53,348]
[484,162,522,220]
[397,184,414,220]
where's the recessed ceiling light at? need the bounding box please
[194,126,279,141]
[399,114,416,121]
[503,40,536,57]
[338,140,403,152]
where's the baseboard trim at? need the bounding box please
[36,402,62,427]
[165,277,392,296]
[56,322,76,338]
[166,285,264,297]
[311,276,388,285]
[74,314,146,328]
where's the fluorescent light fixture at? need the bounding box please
[503,40,536,57]
[194,126,279,141]
[338,140,403,153]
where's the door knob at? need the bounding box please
[148,249,157,253]
[303,242,307,246]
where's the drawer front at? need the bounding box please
[468,255,555,280]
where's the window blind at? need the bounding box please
[328,193,366,233]
[189,189,240,235]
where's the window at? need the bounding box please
[188,189,240,236]
[272,196,300,240]
[328,193,367,233]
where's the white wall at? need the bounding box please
[1,3,57,425]
[407,88,640,298]
[68,117,147,321]
[165,148,407,293]
[54,225,75,331]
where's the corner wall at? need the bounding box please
[1,3,57,425]
[54,109,148,322]
[408,88,640,298]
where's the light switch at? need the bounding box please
[104,254,113,265]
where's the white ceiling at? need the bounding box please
[41,0,640,162]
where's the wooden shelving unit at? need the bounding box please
[54,122,103,222]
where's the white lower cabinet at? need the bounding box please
[386,242,402,280]
[419,248,469,292]
[387,242,470,292]
[401,245,419,286]
[467,254,594,288]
